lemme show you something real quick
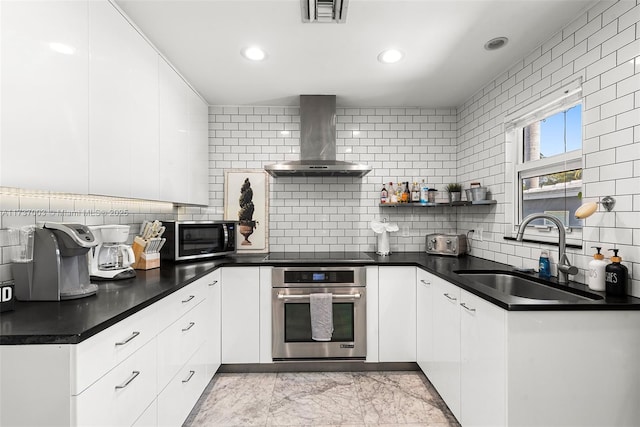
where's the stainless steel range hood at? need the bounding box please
[264,95,372,178]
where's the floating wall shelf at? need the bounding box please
[379,200,497,208]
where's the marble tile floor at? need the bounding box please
[184,371,460,426]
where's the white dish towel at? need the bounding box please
[309,293,333,341]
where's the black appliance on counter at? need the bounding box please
[161,220,237,262]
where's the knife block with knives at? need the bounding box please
[132,220,166,270]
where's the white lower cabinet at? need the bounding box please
[459,290,506,427]
[416,268,434,374]
[425,277,506,426]
[222,267,260,363]
[157,344,209,427]
[133,400,158,427]
[378,266,416,362]
[74,338,158,427]
[429,278,461,418]
[157,300,208,392]
[205,269,222,376]
[0,269,223,427]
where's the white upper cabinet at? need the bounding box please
[158,58,190,204]
[187,89,209,206]
[88,1,159,200]
[1,0,89,193]
[1,0,208,204]
[159,58,209,206]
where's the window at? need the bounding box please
[504,80,583,245]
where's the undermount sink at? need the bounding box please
[455,270,604,302]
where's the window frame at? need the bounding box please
[504,79,583,246]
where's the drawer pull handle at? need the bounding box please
[115,371,140,390]
[209,280,218,286]
[420,280,431,285]
[182,295,195,303]
[444,293,457,301]
[182,370,195,383]
[182,322,196,332]
[460,302,476,312]
[115,331,140,346]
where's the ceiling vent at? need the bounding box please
[301,0,349,23]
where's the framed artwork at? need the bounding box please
[224,169,269,253]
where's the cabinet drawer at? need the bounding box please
[74,338,157,427]
[156,275,208,332]
[157,299,208,392]
[73,302,158,395]
[132,399,157,427]
[157,344,209,427]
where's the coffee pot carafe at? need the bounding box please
[89,225,136,280]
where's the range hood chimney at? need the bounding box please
[264,95,372,178]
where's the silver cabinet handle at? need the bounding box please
[209,280,218,286]
[444,293,457,301]
[182,295,195,303]
[115,371,140,390]
[277,293,361,300]
[115,331,140,346]
[182,370,195,383]
[420,279,431,285]
[460,302,476,312]
[182,322,195,332]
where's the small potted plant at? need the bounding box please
[445,183,462,203]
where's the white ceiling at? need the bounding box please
[115,0,597,107]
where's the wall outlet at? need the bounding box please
[476,228,483,241]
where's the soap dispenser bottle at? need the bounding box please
[538,250,551,278]
[605,249,628,297]
[588,246,608,291]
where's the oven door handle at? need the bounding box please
[277,293,361,300]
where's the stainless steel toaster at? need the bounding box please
[425,233,468,256]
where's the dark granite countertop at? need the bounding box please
[2,252,638,345]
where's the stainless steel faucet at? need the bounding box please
[516,213,578,284]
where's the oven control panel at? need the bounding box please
[272,266,366,287]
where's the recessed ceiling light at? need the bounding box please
[484,37,509,51]
[49,42,76,55]
[378,49,404,64]
[241,46,266,61]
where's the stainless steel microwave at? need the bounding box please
[161,221,237,261]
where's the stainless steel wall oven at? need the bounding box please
[271,266,367,360]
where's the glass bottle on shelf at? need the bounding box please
[389,182,397,203]
[420,180,429,203]
[395,180,404,203]
[380,183,388,204]
[411,182,420,203]
[402,182,410,203]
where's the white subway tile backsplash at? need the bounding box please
[602,0,637,25]
[588,19,618,50]
[602,24,636,56]
[602,60,636,88]
[456,0,639,296]
[601,93,635,118]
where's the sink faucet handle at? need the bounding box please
[559,253,579,276]
[559,264,579,275]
